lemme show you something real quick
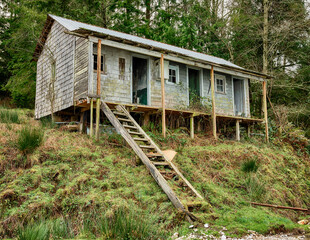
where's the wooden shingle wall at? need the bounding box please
[73,37,89,101]
[90,45,132,104]
[35,22,75,119]
[150,60,188,108]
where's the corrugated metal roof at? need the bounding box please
[49,14,243,69]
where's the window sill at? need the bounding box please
[215,91,226,95]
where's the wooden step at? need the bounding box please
[113,111,127,116]
[128,130,144,136]
[146,153,163,157]
[133,137,149,142]
[117,117,132,122]
[123,124,138,129]
[153,161,170,166]
[140,145,155,149]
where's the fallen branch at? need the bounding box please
[251,202,309,213]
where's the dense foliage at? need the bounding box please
[0,0,309,133]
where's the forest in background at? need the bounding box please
[0,0,309,136]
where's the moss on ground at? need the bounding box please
[0,109,309,239]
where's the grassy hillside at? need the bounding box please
[0,107,309,239]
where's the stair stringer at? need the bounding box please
[100,101,198,221]
[117,105,203,200]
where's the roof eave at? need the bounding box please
[71,28,272,80]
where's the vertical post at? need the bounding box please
[190,114,194,139]
[95,39,102,141]
[247,124,251,138]
[90,99,94,136]
[262,80,269,142]
[160,54,166,138]
[210,66,217,140]
[143,112,150,126]
[236,120,240,141]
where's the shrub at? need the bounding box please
[17,222,49,240]
[17,219,73,240]
[17,127,44,154]
[0,108,20,123]
[83,207,165,239]
[241,158,259,173]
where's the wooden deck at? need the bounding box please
[75,99,264,123]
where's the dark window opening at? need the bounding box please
[93,54,104,72]
[119,58,125,80]
[169,68,177,83]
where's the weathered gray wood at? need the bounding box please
[100,101,196,221]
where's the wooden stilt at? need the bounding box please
[262,81,269,142]
[79,112,85,133]
[95,99,100,140]
[160,54,166,138]
[210,66,217,140]
[143,112,150,126]
[236,120,240,141]
[90,99,94,137]
[190,114,194,139]
[95,39,102,141]
[197,118,201,132]
[247,124,251,138]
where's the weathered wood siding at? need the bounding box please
[74,38,89,101]
[90,45,132,103]
[150,60,188,108]
[35,22,75,119]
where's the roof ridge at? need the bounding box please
[48,14,240,69]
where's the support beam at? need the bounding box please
[262,81,269,142]
[90,99,94,137]
[236,120,240,141]
[160,54,166,138]
[190,114,194,139]
[143,112,150,126]
[210,66,217,140]
[95,39,102,141]
[247,124,251,138]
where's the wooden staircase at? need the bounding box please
[100,101,204,222]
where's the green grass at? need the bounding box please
[17,219,73,240]
[241,158,259,173]
[0,109,309,239]
[16,127,44,154]
[0,108,20,123]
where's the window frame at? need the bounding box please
[167,65,179,85]
[215,74,226,94]
[93,54,106,74]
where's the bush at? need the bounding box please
[83,207,165,239]
[0,108,20,123]
[17,127,44,154]
[17,219,73,240]
[241,158,259,173]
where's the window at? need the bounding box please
[93,54,105,72]
[215,75,226,93]
[168,65,179,84]
[119,58,125,80]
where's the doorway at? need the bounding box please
[233,78,245,116]
[188,68,200,103]
[132,57,148,105]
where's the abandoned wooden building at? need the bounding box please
[33,14,271,141]
[33,14,272,221]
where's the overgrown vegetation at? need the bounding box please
[16,127,44,154]
[0,107,20,124]
[0,109,309,238]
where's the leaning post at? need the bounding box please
[210,66,217,140]
[95,39,102,141]
[160,54,166,138]
[262,80,269,142]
